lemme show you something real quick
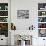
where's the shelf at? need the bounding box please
[0,16,8,17]
[38,3,46,37]
[0,22,8,23]
[38,28,46,29]
[38,22,46,23]
[38,16,46,17]
[38,10,46,11]
[0,10,8,11]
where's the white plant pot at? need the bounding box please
[21,40,25,46]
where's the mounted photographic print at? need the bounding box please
[17,10,29,19]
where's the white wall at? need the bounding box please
[11,0,38,30]
[11,0,46,46]
[0,0,9,45]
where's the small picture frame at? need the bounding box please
[17,10,29,19]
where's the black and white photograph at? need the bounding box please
[0,17,8,22]
[17,10,29,19]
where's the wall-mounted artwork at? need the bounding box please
[29,25,35,30]
[38,29,46,37]
[17,10,29,19]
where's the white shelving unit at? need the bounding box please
[0,2,9,45]
[38,3,46,37]
[38,10,46,11]
[0,0,9,46]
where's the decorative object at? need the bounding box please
[0,6,1,10]
[42,12,45,15]
[38,17,46,22]
[5,6,8,10]
[29,25,35,30]
[38,11,46,16]
[11,23,16,30]
[38,3,46,10]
